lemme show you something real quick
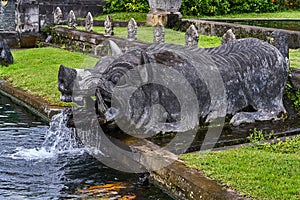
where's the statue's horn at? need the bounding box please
[109,40,122,56]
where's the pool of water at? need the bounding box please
[0,94,173,200]
[233,20,300,31]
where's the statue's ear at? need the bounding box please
[109,40,122,56]
[58,64,66,78]
[140,51,149,65]
[138,51,153,83]
[58,64,77,80]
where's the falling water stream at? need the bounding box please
[0,94,173,199]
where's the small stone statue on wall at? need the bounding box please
[128,18,138,41]
[0,36,14,66]
[104,15,114,36]
[68,10,76,29]
[222,29,236,45]
[54,7,63,24]
[153,22,165,43]
[185,24,198,48]
[85,12,93,32]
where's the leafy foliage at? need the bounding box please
[248,128,272,143]
[104,0,150,13]
[180,0,290,16]
[286,83,300,113]
[103,0,300,16]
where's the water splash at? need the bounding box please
[11,109,84,161]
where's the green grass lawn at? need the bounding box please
[181,135,300,200]
[290,49,300,68]
[0,47,98,106]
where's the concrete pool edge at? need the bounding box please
[0,80,63,122]
[0,80,247,200]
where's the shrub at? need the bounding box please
[104,0,150,13]
[180,0,299,16]
[103,0,300,16]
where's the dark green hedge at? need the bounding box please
[104,0,150,13]
[104,0,300,16]
[181,0,300,16]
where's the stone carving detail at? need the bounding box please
[15,0,22,33]
[185,24,198,48]
[104,15,114,36]
[68,10,76,29]
[58,38,289,130]
[222,29,236,45]
[148,0,182,12]
[153,22,165,43]
[85,12,93,32]
[54,7,63,25]
[270,30,289,60]
[0,36,14,66]
[128,18,138,41]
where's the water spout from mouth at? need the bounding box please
[11,109,84,161]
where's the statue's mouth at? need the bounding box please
[95,88,120,124]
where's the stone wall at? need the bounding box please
[50,27,148,57]
[38,0,105,25]
[180,19,300,49]
[0,0,15,31]
[16,0,105,33]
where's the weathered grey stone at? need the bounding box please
[148,0,182,12]
[153,22,165,43]
[128,18,138,41]
[58,38,289,130]
[45,35,52,43]
[68,10,76,29]
[222,29,236,45]
[85,12,93,32]
[104,15,114,36]
[53,7,63,25]
[270,30,289,60]
[0,36,14,66]
[0,0,15,31]
[185,24,198,48]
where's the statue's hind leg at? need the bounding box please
[230,102,286,126]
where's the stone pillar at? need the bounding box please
[128,18,137,41]
[104,15,113,36]
[68,10,76,29]
[0,35,14,66]
[85,12,93,32]
[147,0,182,27]
[0,0,15,31]
[153,22,165,43]
[53,7,63,25]
[185,24,198,48]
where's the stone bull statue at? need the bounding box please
[58,38,288,131]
